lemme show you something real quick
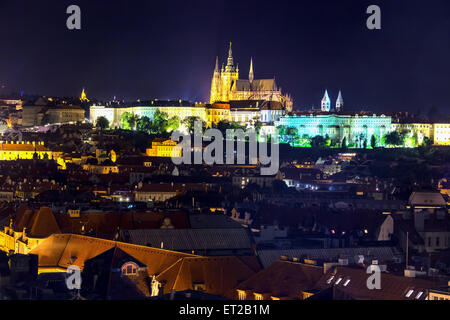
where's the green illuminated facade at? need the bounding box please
[275,112,392,145]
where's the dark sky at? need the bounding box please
[0,0,450,114]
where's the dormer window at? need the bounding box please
[121,262,138,276]
[254,293,264,300]
[237,290,246,300]
[193,282,206,292]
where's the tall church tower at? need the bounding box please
[209,57,221,103]
[249,58,254,83]
[321,90,331,112]
[336,90,344,112]
[220,42,239,102]
[209,43,239,103]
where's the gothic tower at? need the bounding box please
[220,42,239,102]
[321,90,331,112]
[249,58,254,83]
[209,57,221,103]
[209,43,239,103]
[336,90,344,112]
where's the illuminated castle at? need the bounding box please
[210,43,293,111]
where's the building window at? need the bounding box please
[237,290,246,300]
[193,282,206,292]
[121,262,138,276]
[254,293,263,300]
[436,237,440,247]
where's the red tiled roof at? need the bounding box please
[313,265,438,300]
[30,234,196,275]
[156,256,258,299]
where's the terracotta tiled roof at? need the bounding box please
[313,265,438,300]
[28,207,61,237]
[82,246,151,299]
[236,260,324,299]
[156,256,258,298]
[30,234,196,275]
[120,228,253,252]
[0,143,50,152]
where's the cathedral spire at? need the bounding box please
[249,57,254,83]
[336,90,344,112]
[321,89,330,112]
[226,42,234,70]
[214,56,219,73]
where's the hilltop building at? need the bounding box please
[0,141,52,161]
[209,43,293,111]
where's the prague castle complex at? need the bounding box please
[86,43,450,147]
[210,43,293,111]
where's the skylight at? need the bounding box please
[343,279,351,286]
[326,276,334,284]
[335,277,343,285]
[405,289,414,298]
[415,291,423,299]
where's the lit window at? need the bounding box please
[343,279,351,286]
[405,289,414,298]
[237,290,246,300]
[121,262,138,276]
[335,277,343,285]
[327,276,335,284]
[254,293,264,300]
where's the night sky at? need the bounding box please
[1,0,450,114]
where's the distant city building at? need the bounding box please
[276,112,391,146]
[146,138,182,158]
[391,122,433,145]
[90,100,208,128]
[22,97,85,126]
[433,123,450,145]
[206,102,232,125]
[0,141,52,161]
